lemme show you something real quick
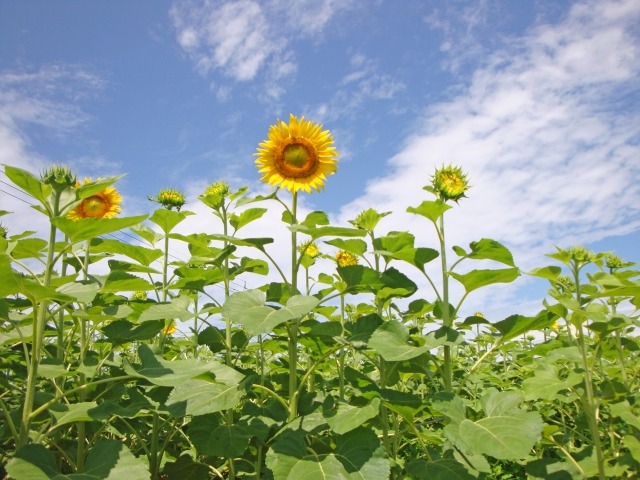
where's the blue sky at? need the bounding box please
[1,0,639,320]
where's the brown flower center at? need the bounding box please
[275,137,319,178]
[81,195,108,218]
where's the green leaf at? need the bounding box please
[137,296,193,322]
[162,455,211,480]
[6,441,149,480]
[4,165,52,206]
[102,320,164,343]
[325,398,381,435]
[335,427,390,479]
[53,215,148,243]
[376,267,418,303]
[166,377,245,417]
[494,310,556,342]
[467,238,515,266]
[56,280,100,304]
[523,364,583,401]
[49,402,99,427]
[230,207,267,231]
[301,211,330,227]
[324,238,368,256]
[8,238,48,260]
[195,424,251,458]
[123,344,234,387]
[293,224,367,240]
[337,265,384,293]
[149,208,194,234]
[368,320,444,361]
[6,444,58,479]
[407,200,451,222]
[222,290,320,336]
[101,271,154,293]
[406,458,476,480]
[449,267,519,293]
[90,238,162,266]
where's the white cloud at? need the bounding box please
[169,0,360,98]
[336,0,640,318]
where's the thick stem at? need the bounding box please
[437,214,453,392]
[18,198,60,447]
[287,192,299,421]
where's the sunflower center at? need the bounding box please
[82,195,108,217]
[275,137,319,178]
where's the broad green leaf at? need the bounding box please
[293,224,367,240]
[137,295,193,322]
[407,200,451,222]
[166,377,244,417]
[101,271,154,293]
[196,424,251,458]
[230,207,267,231]
[171,267,224,291]
[102,320,164,342]
[494,310,556,341]
[301,210,330,227]
[337,265,384,293]
[222,290,319,336]
[149,208,194,234]
[406,458,476,480]
[335,427,390,479]
[56,281,100,304]
[609,401,640,430]
[523,364,583,401]
[123,344,225,387]
[449,267,519,293]
[432,393,466,424]
[162,455,211,480]
[4,165,52,205]
[49,402,99,427]
[53,215,147,243]
[205,233,274,249]
[467,238,515,266]
[324,238,368,256]
[8,238,48,260]
[90,238,162,266]
[6,444,59,479]
[107,259,160,274]
[376,267,418,303]
[79,440,150,479]
[325,398,380,435]
[368,320,444,361]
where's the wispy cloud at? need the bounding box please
[337,0,640,316]
[0,65,106,235]
[169,0,360,99]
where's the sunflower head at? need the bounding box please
[150,188,186,211]
[432,165,469,202]
[130,291,148,301]
[298,240,320,258]
[163,321,177,335]
[68,178,122,221]
[41,164,77,192]
[201,181,230,209]
[336,250,358,267]
[255,114,338,194]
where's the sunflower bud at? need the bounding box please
[336,250,358,267]
[163,321,177,335]
[201,181,230,209]
[298,241,320,258]
[349,208,391,232]
[567,246,595,265]
[432,165,469,202]
[0,223,8,239]
[41,164,77,192]
[150,188,186,211]
[605,253,626,271]
[130,291,148,301]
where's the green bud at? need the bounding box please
[40,164,77,191]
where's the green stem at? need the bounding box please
[18,195,60,447]
[572,264,606,480]
[437,214,453,392]
[288,192,299,422]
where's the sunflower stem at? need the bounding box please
[288,191,299,421]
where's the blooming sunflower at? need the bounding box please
[298,240,320,258]
[255,114,338,193]
[163,321,177,335]
[336,250,358,267]
[68,178,122,220]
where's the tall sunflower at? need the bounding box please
[68,178,122,220]
[255,114,338,193]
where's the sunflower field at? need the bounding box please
[1,116,639,480]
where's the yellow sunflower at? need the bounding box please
[255,114,338,193]
[336,250,358,267]
[68,178,122,220]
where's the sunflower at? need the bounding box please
[432,165,469,202]
[255,114,338,193]
[163,321,177,335]
[336,250,358,267]
[68,178,122,220]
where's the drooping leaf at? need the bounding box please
[166,377,245,417]
[101,270,154,293]
[449,267,519,293]
[324,238,368,256]
[149,208,194,234]
[467,238,515,266]
[407,200,451,222]
[230,207,267,231]
[325,398,381,435]
[138,296,193,322]
[53,215,148,243]
[368,320,444,361]
[90,238,162,266]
